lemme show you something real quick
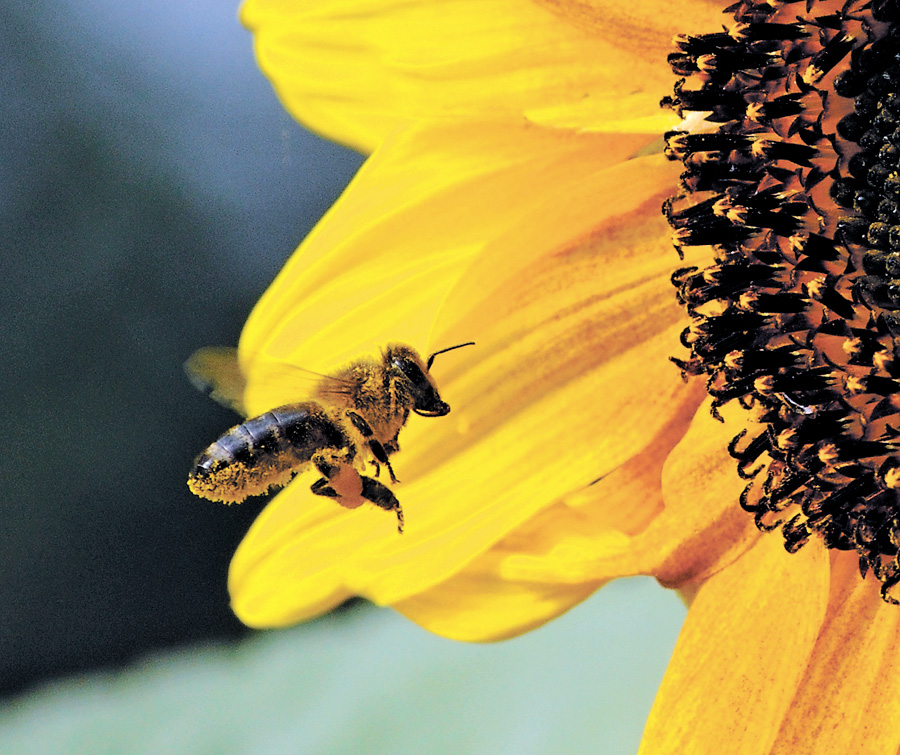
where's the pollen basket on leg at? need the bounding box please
[664,1,900,604]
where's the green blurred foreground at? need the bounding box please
[0,579,683,755]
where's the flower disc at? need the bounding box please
[664,0,900,602]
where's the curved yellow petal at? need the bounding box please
[230,286,690,630]
[638,534,829,755]
[649,399,761,586]
[230,149,696,630]
[239,0,716,152]
[238,122,655,414]
[393,536,609,643]
[428,150,684,354]
[770,551,900,754]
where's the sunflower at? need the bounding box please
[217,0,900,750]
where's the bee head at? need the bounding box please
[384,342,474,417]
[385,344,451,417]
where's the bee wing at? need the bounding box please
[313,372,357,400]
[185,346,247,415]
[186,347,357,416]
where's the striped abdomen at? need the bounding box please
[188,402,349,503]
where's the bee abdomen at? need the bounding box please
[188,402,348,503]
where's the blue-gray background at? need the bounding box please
[1,1,686,752]
[3,0,364,693]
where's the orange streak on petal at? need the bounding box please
[562,375,706,537]
[534,0,730,52]
[430,153,683,350]
[771,550,900,754]
[522,1,732,134]
[638,534,829,755]
[423,324,702,580]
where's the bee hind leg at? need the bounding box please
[311,451,402,531]
[310,478,338,498]
[311,456,365,509]
[360,476,404,534]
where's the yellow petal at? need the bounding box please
[230,149,698,630]
[238,122,656,415]
[392,532,610,642]
[239,0,714,152]
[638,534,829,755]
[429,149,687,355]
[230,255,690,629]
[649,398,761,586]
[527,0,731,133]
[771,551,900,754]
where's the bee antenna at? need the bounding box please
[426,342,475,370]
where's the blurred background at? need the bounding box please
[1,0,687,752]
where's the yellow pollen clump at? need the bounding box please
[845,375,867,394]
[753,375,774,394]
[696,54,718,73]
[724,350,743,370]
[818,444,840,465]
[738,292,758,310]
[885,467,900,489]
[727,23,751,41]
[804,278,825,299]
[776,428,799,451]
[842,338,865,358]
[874,350,894,372]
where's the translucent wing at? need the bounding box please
[186,346,359,417]
[185,346,247,416]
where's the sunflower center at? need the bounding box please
[663,0,900,603]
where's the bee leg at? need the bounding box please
[359,476,404,534]
[311,455,365,509]
[347,411,399,483]
[310,478,338,498]
[378,455,398,484]
[367,441,398,483]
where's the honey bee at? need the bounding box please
[186,342,474,532]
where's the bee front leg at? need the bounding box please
[362,435,399,483]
